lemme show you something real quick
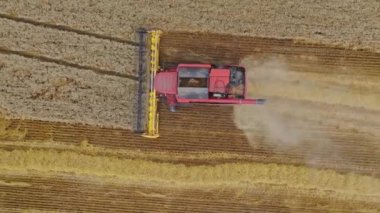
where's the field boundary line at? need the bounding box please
[0,13,139,46]
[0,47,139,81]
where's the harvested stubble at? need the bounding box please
[0,147,379,202]
[0,140,379,212]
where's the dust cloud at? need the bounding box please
[233,56,380,166]
[234,57,332,146]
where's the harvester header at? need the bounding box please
[142,30,161,138]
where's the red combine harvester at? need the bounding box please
[137,30,265,138]
[155,63,266,112]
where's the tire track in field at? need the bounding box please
[0,13,138,46]
[0,47,138,81]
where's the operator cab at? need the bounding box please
[208,66,246,99]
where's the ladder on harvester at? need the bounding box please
[142,30,162,138]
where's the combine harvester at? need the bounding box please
[136,29,265,138]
